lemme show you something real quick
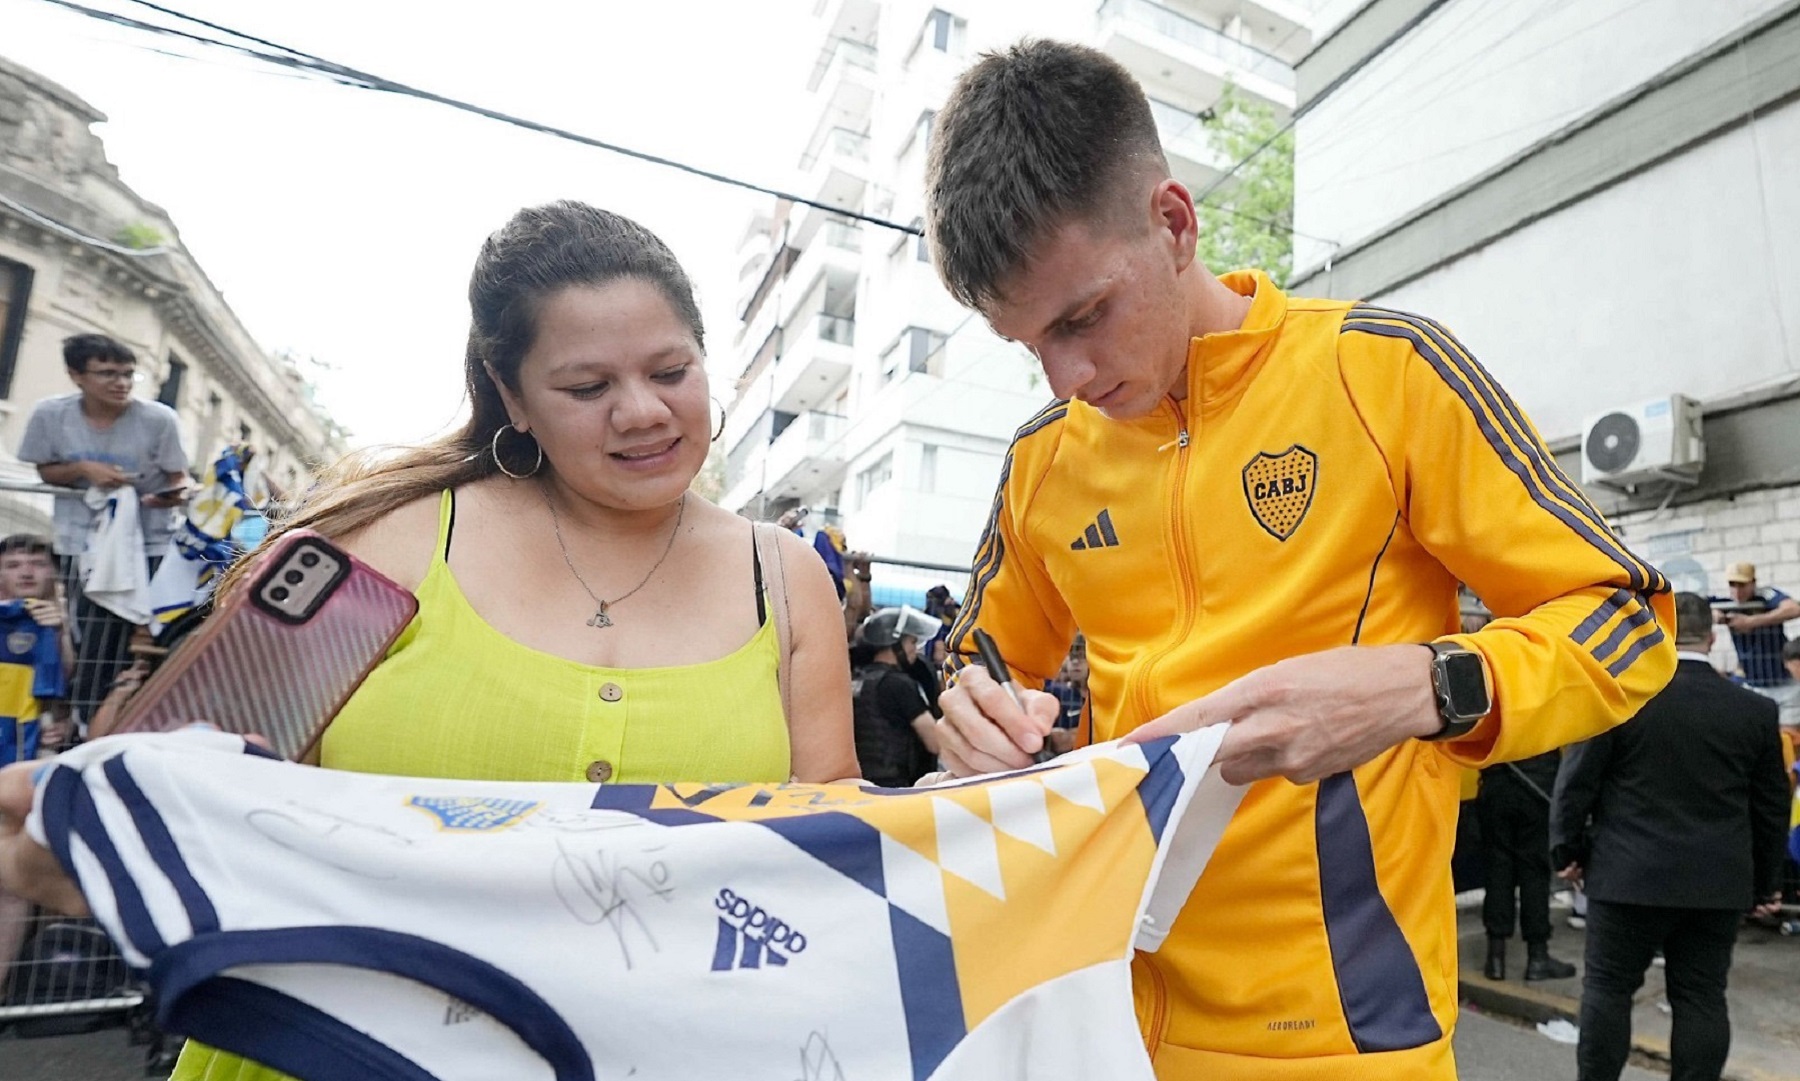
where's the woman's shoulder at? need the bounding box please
[333,489,450,593]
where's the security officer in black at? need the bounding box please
[1479,750,1578,981]
[851,606,944,788]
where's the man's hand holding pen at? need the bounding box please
[934,634,1062,777]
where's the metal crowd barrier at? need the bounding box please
[0,512,155,1051]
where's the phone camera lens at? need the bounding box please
[284,570,305,585]
[299,552,320,568]
[270,586,291,602]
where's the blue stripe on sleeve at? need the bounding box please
[69,777,166,961]
[1606,625,1666,678]
[102,756,219,935]
[1571,590,1631,646]
[1349,309,1665,593]
[1342,317,1656,593]
[1585,595,1656,668]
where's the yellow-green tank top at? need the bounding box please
[174,489,789,1081]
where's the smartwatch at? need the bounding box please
[1418,642,1491,741]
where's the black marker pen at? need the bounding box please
[972,628,1053,763]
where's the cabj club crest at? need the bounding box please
[1242,446,1317,541]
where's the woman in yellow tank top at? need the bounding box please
[166,201,858,1081]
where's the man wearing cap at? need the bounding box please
[1717,562,1799,721]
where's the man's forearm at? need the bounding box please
[35,462,86,486]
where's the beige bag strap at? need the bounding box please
[752,522,794,724]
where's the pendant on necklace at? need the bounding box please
[588,603,613,629]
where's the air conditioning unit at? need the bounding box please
[1579,394,1704,488]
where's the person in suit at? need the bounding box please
[1551,591,1789,1081]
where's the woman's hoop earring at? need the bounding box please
[710,397,727,444]
[491,424,544,479]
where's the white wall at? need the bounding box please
[1293,0,1788,274]
[1364,97,1800,441]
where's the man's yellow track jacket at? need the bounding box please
[946,272,1674,1080]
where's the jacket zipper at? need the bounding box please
[1133,395,1197,722]
[1139,951,1171,1055]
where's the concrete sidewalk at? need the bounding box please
[1457,901,1800,1081]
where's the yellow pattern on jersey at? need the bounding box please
[628,748,1164,1034]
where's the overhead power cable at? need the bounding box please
[45,0,1332,244]
[35,0,925,235]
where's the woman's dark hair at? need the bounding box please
[223,202,703,590]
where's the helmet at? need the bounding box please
[857,605,941,648]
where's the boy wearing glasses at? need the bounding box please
[18,333,189,731]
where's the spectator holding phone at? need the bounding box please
[0,201,860,1081]
[17,333,189,726]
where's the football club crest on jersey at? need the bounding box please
[6,631,35,656]
[406,795,539,832]
[1242,446,1318,541]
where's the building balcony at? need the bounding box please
[781,217,862,319]
[812,0,879,55]
[800,126,870,213]
[1165,0,1315,63]
[722,359,776,457]
[808,37,877,134]
[772,313,855,415]
[1097,0,1296,111]
[1148,97,1233,192]
[762,410,849,502]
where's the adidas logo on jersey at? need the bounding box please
[1070,509,1120,551]
[712,888,808,971]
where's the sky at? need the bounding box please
[0,0,826,448]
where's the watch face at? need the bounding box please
[1441,651,1489,716]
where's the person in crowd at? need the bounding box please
[1552,592,1788,1081]
[1476,749,1576,982]
[925,40,1674,1078]
[1463,601,1577,982]
[842,549,874,642]
[0,534,71,997]
[1715,561,1798,711]
[0,200,859,1081]
[1042,635,1089,757]
[1784,638,1800,730]
[0,534,70,762]
[850,605,942,787]
[17,333,189,726]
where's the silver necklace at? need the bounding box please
[539,485,687,629]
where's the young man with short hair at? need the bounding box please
[17,333,189,726]
[0,534,68,764]
[925,40,1674,1079]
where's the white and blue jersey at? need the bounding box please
[28,727,1240,1081]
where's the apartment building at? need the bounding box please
[719,0,1316,595]
[0,54,344,536]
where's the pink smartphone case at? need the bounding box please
[117,532,418,760]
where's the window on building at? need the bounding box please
[919,444,937,494]
[909,8,966,62]
[158,354,187,409]
[887,216,931,268]
[854,452,893,509]
[897,110,936,163]
[0,257,34,401]
[239,421,253,444]
[880,326,949,383]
